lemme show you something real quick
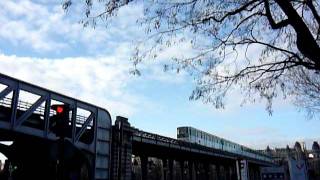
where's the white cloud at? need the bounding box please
[0,51,188,119]
[0,53,139,118]
[0,0,144,54]
[0,0,67,51]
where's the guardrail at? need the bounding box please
[0,97,90,126]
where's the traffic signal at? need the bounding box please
[50,104,70,137]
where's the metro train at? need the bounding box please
[177,126,273,162]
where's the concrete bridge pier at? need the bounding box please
[213,164,219,180]
[162,158,168,180]
[225,164,231,180]
[179,160,185,180]
[140,155,148,180]
[216,164,224,180]
[231,161,238,180]
[237,159,249,180]
[204,162,210,180]
[168,159,174,180]
[194,162,200,180]
[223,161,237,180]
[111,116,133,180]
[188,160,194,180]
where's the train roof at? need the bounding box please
[178,126,238,144]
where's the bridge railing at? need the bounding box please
[0,97,90,126]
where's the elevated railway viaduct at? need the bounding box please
[0,73,275,180]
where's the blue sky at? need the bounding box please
[0,0,319,155]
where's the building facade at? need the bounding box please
[259,141,320,180]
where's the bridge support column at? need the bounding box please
[236,160,241,180]
[248,164,253,180]
[216,164,221,180]
[162,159,168,180]
[238,160,249,180]
[257,166,261,180]
[188,161,194,180]
[141,155,148,180]
[223,165,228,180]
[179,160,185,180]
[231,161,237,180]
[253,169,258,180]
[203,162,211,180]
[195,162,200,180]
[225,164,233,180]
[169,159,174,180]
[111,116,133,180]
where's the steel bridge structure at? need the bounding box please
[0,73,275,180]
[0,73,112,180]
[112,117,274,180]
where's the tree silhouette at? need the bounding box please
[64,0,320,115]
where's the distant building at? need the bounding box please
[259,141,320,180]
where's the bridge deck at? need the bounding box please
[133,129,275,166]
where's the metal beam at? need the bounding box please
[43,94,51,137]
[0,86,12,100]
[75,112,94,142]
[15,95,47,127]
[71,103,77,143]
[10,85,19,128]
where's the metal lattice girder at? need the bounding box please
[15,95,47,127]
[75,112,95,142]
[0,73,112,152]
[0,86,12,100]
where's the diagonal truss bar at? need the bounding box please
[0,86,12,100]
[11,86,20,128]
[75,112,94,142]
[71,103,77,143]
[44,95,51,137]
[15,95,47,127]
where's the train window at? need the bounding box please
[177,128,188,138]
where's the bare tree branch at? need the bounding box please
[64,0,320,116]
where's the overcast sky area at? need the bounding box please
[0,0,320,162]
